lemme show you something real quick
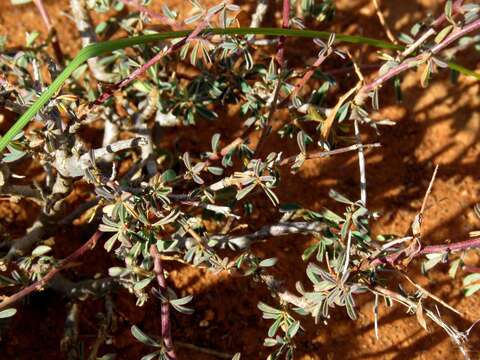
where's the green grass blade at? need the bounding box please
[0,27,477,154]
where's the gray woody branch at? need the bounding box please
[176,221,327,250]
[54,137,148,177]
[69,0,115,82]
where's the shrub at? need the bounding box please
[0,0,479,359]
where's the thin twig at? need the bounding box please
[254,0,290,155]
[372,0,397,45]
[276,0,290,67]
[95,5,222,105]
[356,17,480,104]
[421,237,480,255]
[33,0,63,62]
[431,0,464,28]
[70,0,115,82]
[420,164,439,215]
[279,142,381,166]
[342,230,352,275]
[354,119,367,205]
[321,82,361,140]
[176,341,233,359]
[370,236,480,267]
[291,47,332,99]
[401,0,463,58]
[120,0,181,30]
[177,221,327,250]
[399,271,462,316]
[372,286,471,359]
[0,230,102,311]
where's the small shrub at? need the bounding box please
[0,0,480,359]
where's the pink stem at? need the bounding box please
[150,244,176,359]
[359,17,480,98]
[431,0,464,28]
[371,236,480,267]
[95,8,218,106]
[32,0,63,62]
[276,0,290,66]
[292,49,331,97]
[120,0,181,30]
[463,265,480,273]
[420,237,480,254]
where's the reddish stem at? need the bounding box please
[276,0,290,66]
[463,265,480,273]
[358,17,480,99]
[431,0,464,28]
[33,0,63,62]
[150,244,176,359]
[120,0,181,30]
[292,48,331,98]
[371,236,480,267]
[95,8,218,106]
[420,237,480,254]
[0,230,102,311]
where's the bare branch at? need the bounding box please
[0,230,102,311]
[69,0,115,82]
[250,0,269,28]
[178,221,327,250]
[33,0,63,62]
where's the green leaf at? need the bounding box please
[268,317,282,337]
[211,133,221,153]
[114,1,124,11]
[328,189,352,204]
[103,234,119,252]
[170,295,193,306]
[95,21,108,34]
[445,0,453,22]
[134,277,153,291]
[302,243,318,261]
[25,31,39,47]
[420,61,432,88]
[0,308,17,319]
[32,245,52,257]
[422,253,443,272]
[108,267,128,277]
[448,259,461,278]
[130,325,161,347]
[345,292,357,320]
[258,302,281,315]
[207,166,224,176]
[287,320,300,338]
[434,25,453,44]
[140,352,159,360]
[170,299,194,315]
[236,183,256,201]
[184,12,203,25]
[263,187,279,206]
[263,338,278,347]
[259,258,278,268]
[465,284,480,297]
[161,169,177,182]
[463,273,480,286]
[162,5,177,19]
